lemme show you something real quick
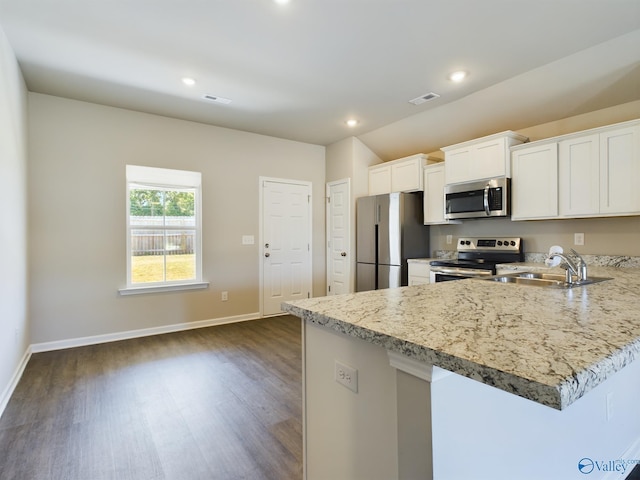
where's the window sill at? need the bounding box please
[118,282,210,296]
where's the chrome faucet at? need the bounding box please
[548,249,588,284]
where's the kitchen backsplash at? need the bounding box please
[433,250,640,268]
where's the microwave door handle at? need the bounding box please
[483,184,491,215]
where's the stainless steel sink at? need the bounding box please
[479,271,611,288]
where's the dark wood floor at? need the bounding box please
[0,315,302,480]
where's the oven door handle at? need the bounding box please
[483,184,491,216]
[431,267,493,277]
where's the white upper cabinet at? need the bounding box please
[599,124,640,215]
[423,163,446,224]
[422,163,461,224]
[368,164,392,196]
[558,122,640,217]
[368,154,436,195]
[558,133,600,217]
[511,119,640,221]
[442,131,528,185]
[391,157,425,192]
[511,142,559,221]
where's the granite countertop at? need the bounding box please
[407,258,437,264]
[282,263,640,410]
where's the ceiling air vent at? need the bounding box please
[409,92,440,106]
[202,94,232,105]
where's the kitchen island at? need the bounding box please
[283,264,640,480]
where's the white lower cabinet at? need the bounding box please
[408,261,431,285]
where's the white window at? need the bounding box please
[119,165,207,295]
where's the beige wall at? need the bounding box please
[326,137,381,291]
[305,321,398,480]
[430,102,640,256]
[0,27,29,404]
[28,93,325,344]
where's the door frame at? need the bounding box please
[259,176,313,317]
[326,178,351,295]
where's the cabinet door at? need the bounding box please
[391,158,423,192]
[444,147,472,184]
[368,165,391,195]
[408,262,430,285]
[600,125,640,215]
[423,164,446,224]
[472,137,507,180]
[559,134,600,217]
[511,143,558,220]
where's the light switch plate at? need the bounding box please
[242,235,255,245]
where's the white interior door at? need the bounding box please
[261,178,312,316]
[326,179,351,295]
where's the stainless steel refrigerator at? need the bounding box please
[356,192,430,292]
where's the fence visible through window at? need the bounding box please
[131,231,195,256]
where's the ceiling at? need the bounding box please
[1,0,639,160]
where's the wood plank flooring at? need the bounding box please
[0,315,302,480]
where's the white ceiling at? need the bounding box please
[1,0,639,159]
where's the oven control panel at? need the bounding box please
[457,237,522,252]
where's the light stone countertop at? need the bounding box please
[282,263,640,410]
[407,258,437,264]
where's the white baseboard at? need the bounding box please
[30,312,263,353]
[0,346,32,419]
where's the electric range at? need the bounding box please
[429,237,524,282]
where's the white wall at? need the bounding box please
[0,27,29,409]
[28,93,325,344]
[432,358,640,480]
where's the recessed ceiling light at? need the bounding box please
[274,0,290,4]
[345,119,359,127]
[449,71,467,83]
[182,77,196,86]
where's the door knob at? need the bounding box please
[265,252,270,257]
[265,243,270,248]
[341,252,347,257]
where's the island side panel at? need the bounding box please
[304,320,399,480]
[431,358,640,480]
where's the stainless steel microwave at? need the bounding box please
[444,177,510,220]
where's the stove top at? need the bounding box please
[430,237,524,272]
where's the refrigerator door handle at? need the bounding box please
[376,204,381,224]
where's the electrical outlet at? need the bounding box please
[335,360,358,393]
[221,291,228,301]
[574,233,585,246]
[446,235,453,245]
